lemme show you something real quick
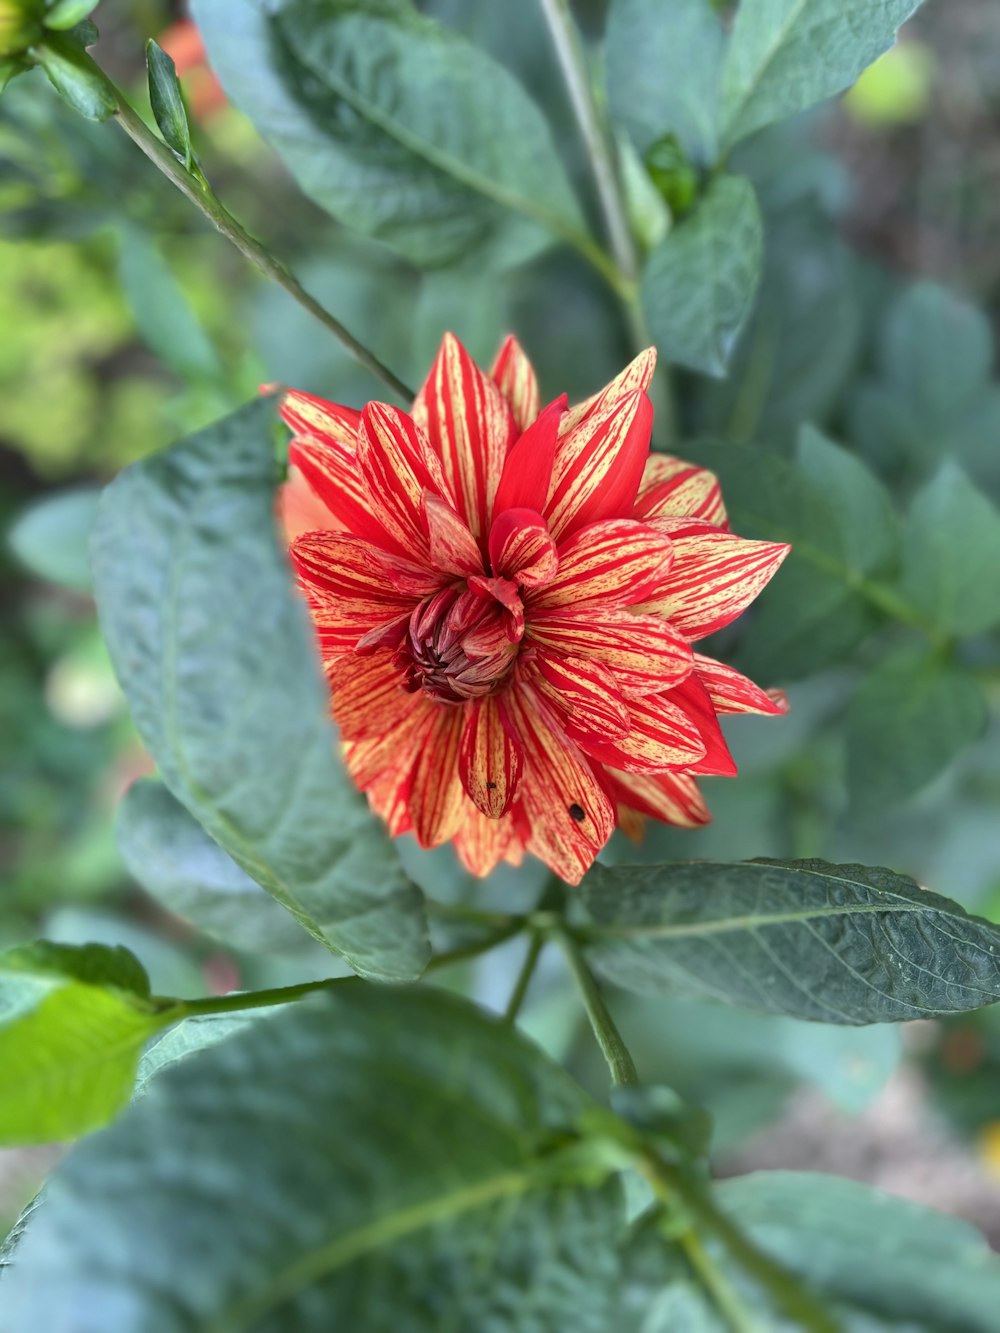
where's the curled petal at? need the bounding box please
[413,332,516,541]
[492,395,566,517]
[459,695,524,817]
[423,493,483,577]
[546,390,654,539]
[532,519,674,611]
[489,508,558,588]
[634,454,727,528]
[694,654,789,715]
[581,691,707,773]
[490,334,541,432]
[559,348,657,437]
[528,610,693,696]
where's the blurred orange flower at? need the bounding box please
[157,17,226,120]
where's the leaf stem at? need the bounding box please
[425,921,525,973]
[503,931,546,1024]
[175,976,348,1018]
[555,929,638,1086]
[101,68,415,402]
[675,1223,761,1333]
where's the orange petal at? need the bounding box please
[290,531,418,656]
[694,654,789,715]
[459,695,524,817]
[605,768,711,828]
[528,609,693,696]
[531,519,674,611]
[634,454,727,528]
[413,333,517,542]
[492,395,565,518]
[280,389,360,447]
[423,493,483,577]
[530,652,631,745]
[490,334,541,432]
[452,803,519,877]
[581,691,707,773]
[280,466,338,541]
[638,529,790,640]
[409,704,467,847]
[546,390,654,539]
[560,348,657,437]
[329,649,409,741]
[489,509,558,589]
[501,682,615,884]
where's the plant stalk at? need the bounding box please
[555,929,638,1085]
[503,931,546,1023]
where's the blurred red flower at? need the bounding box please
[157,17,226,120]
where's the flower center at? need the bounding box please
[395,578,525,703]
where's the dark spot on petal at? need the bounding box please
[486,781,497,790]
[568,803,585,822]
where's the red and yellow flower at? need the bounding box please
[281,335,788,884]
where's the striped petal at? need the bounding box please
[459,695,524,817]
[666,675,737,777]
[329,650,408,741]
[637,529,789,640]
[492,395,566,518]
[532,519,674,611]
[501,682,616,885]
[423,493,483,577]
[531,652,630,744]
[490,334,541,432]
[280,466,338,541]
[358,403,455,556]
[581,691,707,773]
[279,389,360,447]
[489,509,558,589]
[413,332,516,542]
[452,804,520,876]
[409,704,467,847]
[559,348,657,437]
[528,609,693,696]
[546,390,654,539]
[605,768,711,828]
[634,454,727,528]
[288,437,400,552]
[290,531,418,656]
[695,654,789,715]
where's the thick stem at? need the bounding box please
[108,85,415,402]
[556,929,638,1086]
[503,932,546,1024]
[677,1224,761,1333]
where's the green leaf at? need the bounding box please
[192,0,583,270]
[117,225,221,382]
[606,0,724,164]
[717,1171,1000,1330]
[641,175,763,376]
[0,941,177,1145]
[35,31,116,120]
[6,485,99,592]
[846,649,987,809]
[577,858,1000,1023]
[90,398,430,982]
[795,425,897,576]
[3,987,626,1328]
[117,779,314,954]
[145,39,193,169]
[43,0,98,30]
[720,0,923,150]
[899,464,1000,637]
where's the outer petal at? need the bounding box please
[490,334,541,432]
[328,650,409,741]
[546,390,654,539]
[530,652,630,745]
[489,509,558,589]
[409,704,467,847]
[288,436,402,553]
[290,531,418,656]
[559,348,657,437]
[492,395,566,517]
[581,691,707,773]
[634,454,727,528]
[413,332,517,542]
[358,404,454,556]
[527,610,693,696]
[605,768,711,828]
[666,675,737,777]
[452,804,519,877]
[279,389,360,447]
[423,493,483,577]
[637,529,790,640]
[459,695,524,817]
[501,682,616,885]
[694,654,789,715]
[531,519,674,611]
[280,465,338,541]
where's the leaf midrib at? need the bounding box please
[583,899,940,942]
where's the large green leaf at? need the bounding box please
[720,0,923,150]
[606,0,725,164]
[846,649,987,809]
[0,942,178,1145]
[899,464,1000,638]
[2,987,626,1329]
[116,779,313,954]
[796,425,897,577]
[90,397,430,982]
[192,0,582,271]
[641,175,763,376]
[577,858,1000,1023]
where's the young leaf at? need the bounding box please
[2,987,626,1328]
[899,463,1000,637]
[191,0,583,271]
[117,779,313,954]
[145,39,194,169]
[34,30,116,121]
[0,942,178,1145]
[720,0,924,150]
[577,858,1000,1023]
[846,649,987,809]
[641,174,763,376]
[42,0,98,29]
[7,485,100,592]
[606,0,725,164]
[90,397,430,983]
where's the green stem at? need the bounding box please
[676,1224,761,1333]
[425,921,525,973]
[556,929,638,1086]
[503,932,546,1024]
[175,976,348,1018]
[105,76,415,402]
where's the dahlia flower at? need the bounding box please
[281,335,788,884]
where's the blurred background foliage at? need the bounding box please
[2,0,1000,1241]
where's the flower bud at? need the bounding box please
[0,1,43,58]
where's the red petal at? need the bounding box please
[531,519,674,611]
[528,609,693,695]
[605,768,711,828]
[634,454,727,528]
[666,675,737,777]
[546,390,654,539]
[488,509,558,589]
[560,348,657,437]
[637,529,790,640]
[279,466,338,542]
[459,695,524,817]
[413,332,516,542]
[490,334,541,432]
[290,531,418,657]
[492,395,566,518]
[409,704,466,847]
[530,652,630,744]
[358,403,455,556]
[423,493,483,577]
[288,437,403,553]
[694,654,789,715]
[279,389,360,446]
[581,691,706,773]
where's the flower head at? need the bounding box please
[281,335,788,884]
